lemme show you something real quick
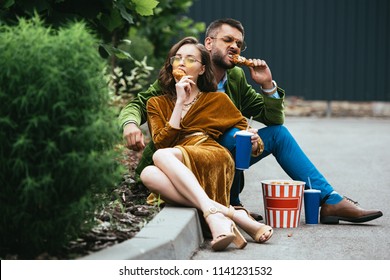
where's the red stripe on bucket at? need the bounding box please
[266,198,300,209]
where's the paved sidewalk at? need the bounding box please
[193,117,390,260]
[83,117,390,260]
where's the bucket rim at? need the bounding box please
[261,179,306,185]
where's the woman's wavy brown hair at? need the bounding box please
[158,37,217,99]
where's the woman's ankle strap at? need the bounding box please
[203,206,219,218]
[226,206,235,219]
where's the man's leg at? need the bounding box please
[135,141,156,184]
[229,169,244,206]
[253,125,382,224]
[218,128,263,221]
[219,126,341,205]
[217,128,244,206]
[253,125,343,204]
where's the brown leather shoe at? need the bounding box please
[320,197,383,224]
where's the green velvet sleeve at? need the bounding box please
[226,67,285,126]
[118,80,162,130]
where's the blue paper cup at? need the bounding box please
[235,130,254,170]
[303,189,321,224]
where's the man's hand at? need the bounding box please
[123,123,145,151]
[247,128,260,153]
[248,59,273,90]
[244,128,262,156]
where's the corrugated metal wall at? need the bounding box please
[187,0,390,101]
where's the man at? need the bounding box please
[119,18,382,224]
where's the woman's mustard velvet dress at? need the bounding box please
[146,91,248,206]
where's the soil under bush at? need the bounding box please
[3,148,159,260]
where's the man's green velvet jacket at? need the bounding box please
[118,66,286,181]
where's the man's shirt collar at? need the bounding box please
[217,72,228,92]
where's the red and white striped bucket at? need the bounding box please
[261,180,305,228]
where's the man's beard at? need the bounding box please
[212,50,234,70]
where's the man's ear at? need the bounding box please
[204,37,213,51]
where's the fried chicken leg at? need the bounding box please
[172,69,186,80]
[231,54,255,67]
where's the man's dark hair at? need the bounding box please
[205,18,245,38]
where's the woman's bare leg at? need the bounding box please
[151,148,211,208]
[141,148,233,244]
[142,147,271,243]
[141,165,195,207]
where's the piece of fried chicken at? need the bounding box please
[231,54,255,67]
[172,69,186,80]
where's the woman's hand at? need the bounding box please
[169,75,195,129]
[175,75,195,105]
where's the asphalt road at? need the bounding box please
[192,117,390,260]
[6,117,389,280]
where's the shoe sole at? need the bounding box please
[320,212,383,224]
[211,235,236,251]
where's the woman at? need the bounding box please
[141,37,272,251]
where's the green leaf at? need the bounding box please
[12,134,33,154]
[100,43,133,60]
[132,0,159,16]
[0,116,16,129]
[116,1,134,24]
[120,39,132,45]
[2,0,15,9]
[99,8,123,32]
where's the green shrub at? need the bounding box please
[0,16,124,258]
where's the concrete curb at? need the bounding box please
[80,206,204,260]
